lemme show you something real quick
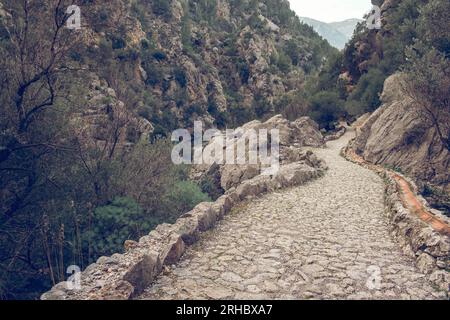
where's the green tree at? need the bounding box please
[166,181,212,215]
[86,197,148,257]
[309,92,345,130]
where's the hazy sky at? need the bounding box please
[288,0,373,23]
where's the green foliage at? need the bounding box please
[309,92,345,130]
[402,46,450,150]
[207,100,229,128]
[111,36,126,50]
[253,94,272,119]
[307,0,450,122]
[418,0,450,57]
[275,91,309,121]
[166,181,212,215]
[248,13,266,30]
[345,68,386,115]
[237,59,250,84]
[284,40,301,66]
[152,50,167,61]
[275,51,292,73]
[199,175,224,201]
[174,66,187,88]
[152,0,172,18]
[190,0,218,25]
[181,4,193,53]
[86,197,148,257]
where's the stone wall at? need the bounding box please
[383,172,449,292]
[343,144,450,293]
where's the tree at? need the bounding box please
[309,92,345,130]
[0,0,83,223]
[403,48,450,151]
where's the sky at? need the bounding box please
[288,0,373,23]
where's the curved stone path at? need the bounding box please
[139,131,446,300]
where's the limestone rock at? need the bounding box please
[352,73,450,192]
[192,115,324,191]
[123,252,162,296]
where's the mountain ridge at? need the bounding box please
[299,16,362,49]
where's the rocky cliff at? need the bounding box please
[352,73,450,197]
[73,0,335,134]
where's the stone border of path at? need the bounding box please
[41,161,325,300]
[343,145,450,294]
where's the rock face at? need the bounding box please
[72,75,154,151]
[191,115,325,191]
[72,0,334,131]
[352,74,450,193]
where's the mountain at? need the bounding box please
[329,18,362,39]
[299,17,362,50]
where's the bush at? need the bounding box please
[199,175,224,200]
[309,91,345,130]
[346,68,386,114]
[152,0,172,18]
[86,197,151,257]
[111,36,126,50]
[275,91,309,121]
[152,50,167,61]
[276,51,292,73]
[174,67,187,87]
[253,94,272,118]
[237,60,250,84]
[166,181,211,214]
[142,62,164,86]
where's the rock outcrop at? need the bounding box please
[72,75,154,151]
[352,74,450,193]
[191,115,326,191]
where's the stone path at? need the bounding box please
[139,131,446,300]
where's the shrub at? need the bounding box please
[237,60,250,84]
[152,0,172,18]
[276,51,292,73]
[111,36,126,50]
[275,91,309,121]
[86,197,150,257]
[166,181,211,215]
[152,50,167,61]
[199,175,224,201]
[309,91,345,130]
[174,67,187,87]
[346,68,386,114]
[253,94,272,118]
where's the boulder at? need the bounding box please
[192,115,324,191]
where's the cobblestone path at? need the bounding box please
[139,132,446,300]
